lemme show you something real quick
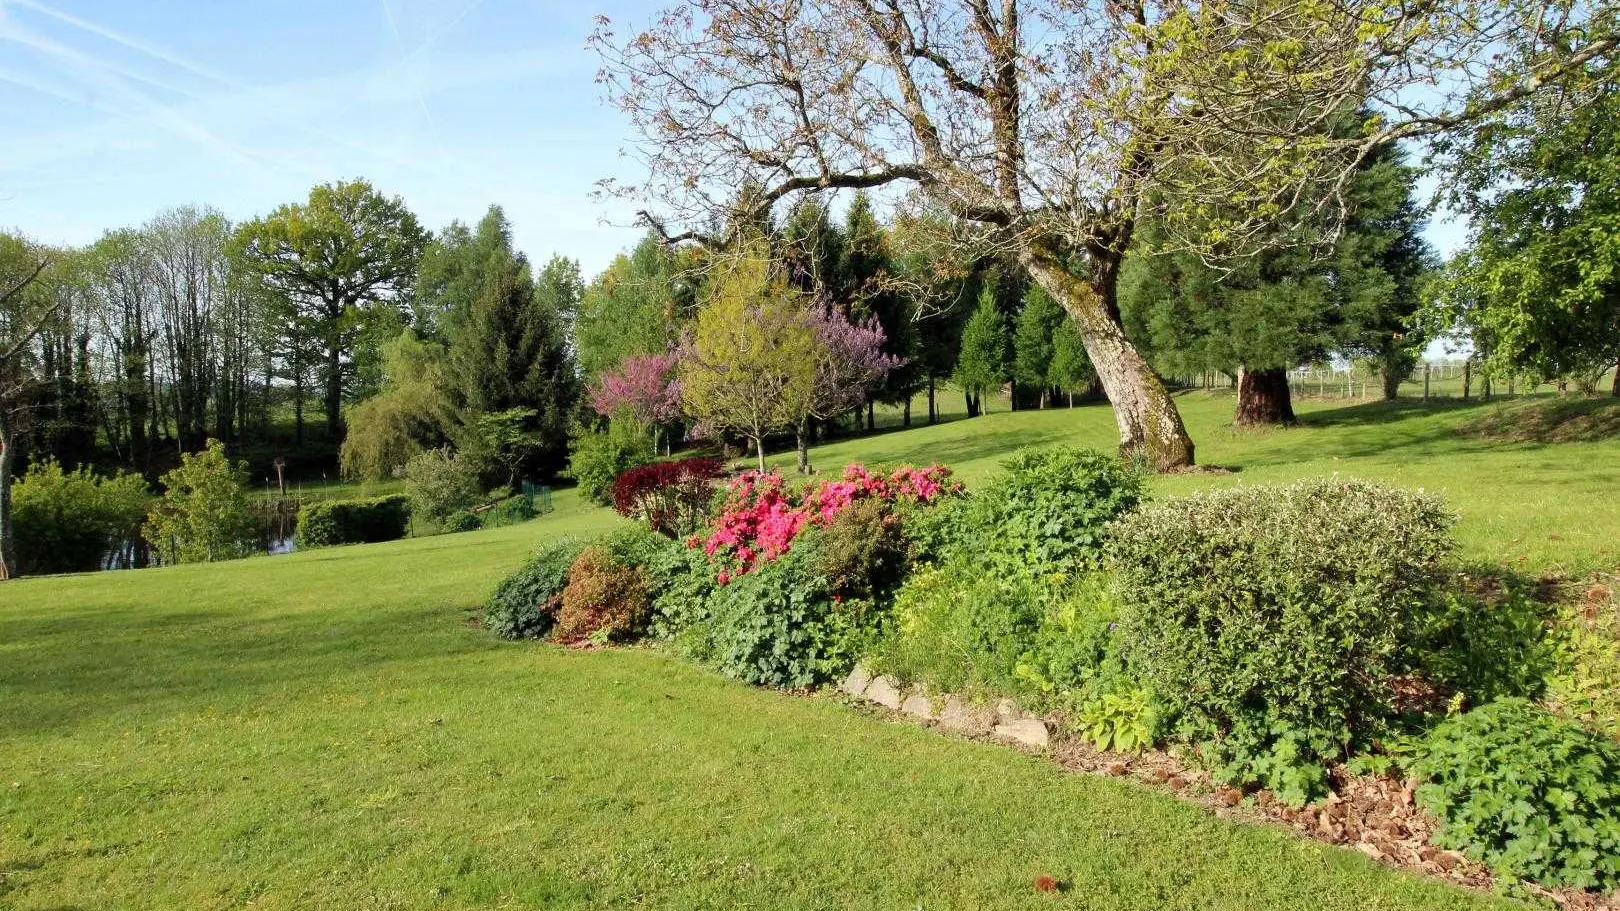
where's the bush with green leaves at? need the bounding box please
[1417,698,1620,891]
[1109,478,1453,803]
[484,540,583,640]
[1012,573,1133,705]
[11,460,149,575]
[143,440,260,565]
[443,510,483,533]
[1403,573,1555,707]
[1549,595,1620,740]
[294,495,410,549]
[401,446,483,523]
[554,546,651,644]
[874,556,1048,696]
[565,418,654,506]
[963,447,1143,575]
[694,535,873,688]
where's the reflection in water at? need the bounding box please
[102,503,298,570]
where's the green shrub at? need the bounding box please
[294,495,410,549]
[484,540,582,640]
[11,460,149,575]
[965,447,1143,575]
[1012,573,1133,706]
[1404,574,1554,707]
[646,538,724,643]
[699,537,870,688]
[1417,698,1620,890]
[1109,478,1453,803]
[554,546,651,644]
[401,446,482,522]
[816,497,909,601]
[442,510,483,533]
[565,419,653,506]
[143,440,260,564]
[1549,593,1620,740]
[875,556,1047,696]
[898,494,973,564]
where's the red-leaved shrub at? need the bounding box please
[611,457,726,537]
[553,547,650,643]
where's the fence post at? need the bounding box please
[1423,364,1430,401]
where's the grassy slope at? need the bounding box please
[829,390,1620,573]
[7,392,1617,909]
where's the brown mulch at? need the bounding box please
[1049,735,1620,910]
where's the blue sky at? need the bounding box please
[0,0,652,274]
[0,0,1467,280]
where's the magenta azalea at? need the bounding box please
[698,462,958,581]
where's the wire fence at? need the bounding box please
[1178,362,1617,402]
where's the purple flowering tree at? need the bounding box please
[795,303,904,474]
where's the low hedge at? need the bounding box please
[295,495,411,549]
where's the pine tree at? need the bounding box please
[1012,286,1066,407]
[842,191,919,426]
[423,207,579,479]
[953,287,1008,417]
[1048,317,1094,406]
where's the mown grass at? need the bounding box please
[837,390,1620,573]
[5,391,1617,909]
[3,496,1507,911]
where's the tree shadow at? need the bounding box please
[0,595,496,736]
[1455,397,1620,443]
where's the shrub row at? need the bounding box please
[294,495,410,549]
[484,447,1620,893]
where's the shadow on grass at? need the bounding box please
[0,597,494,735]
[1456,397,1620,443]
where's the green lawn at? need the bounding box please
[6,392,1618,909]
[841,390,1620,573]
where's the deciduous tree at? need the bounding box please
[593,0,1612,468]
[1433,61,1620,395]
[233,179,427,438]
[679,251,818,470]
[0,233,53,580]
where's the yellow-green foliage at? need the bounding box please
[339,331,456,481]
[11,460,149,575]
[1549,584,1620,740]
[142,440,259,564]
[679,249,817,462]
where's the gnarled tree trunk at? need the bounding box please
[1023,244,1194,470]
[1235,367,1297,426]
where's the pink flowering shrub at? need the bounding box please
[697,463,958,580]
[588,352,682,424]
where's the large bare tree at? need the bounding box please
[593,0,1616,468]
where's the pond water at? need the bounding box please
[102,505,298,570]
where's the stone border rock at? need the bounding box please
[840,664,1049,749]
